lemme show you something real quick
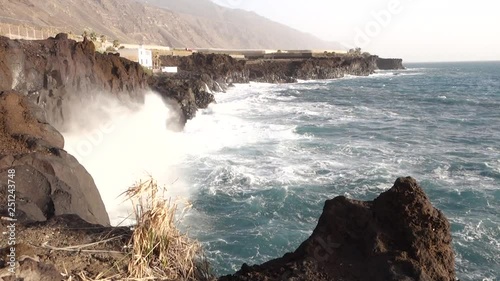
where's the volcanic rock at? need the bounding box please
[246,55,379,83]
[160,53,249,91]
[0,34,148,129]
[148,72,215,125]
[376,58,405,70]
[220,177,455,281]
[0,91,110,226]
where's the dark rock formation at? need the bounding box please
[154,53,249,124]
[0,34,149,226]
[0,91,110,226]
[148,73,215,126]
[160,53,249,91]
[246,55,378,83]
[220,177,455,281]
[155,53,386,123]
[376,58,405,70]
[0,34,148,129]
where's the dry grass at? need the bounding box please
[123,177,207,281]
[73,177,213,281]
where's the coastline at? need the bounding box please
[0,34,458,280]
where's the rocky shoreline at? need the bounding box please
[0,35,456,280]
[154,53,403,124]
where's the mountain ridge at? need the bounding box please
[0,0,343,49]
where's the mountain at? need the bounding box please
[0,0,343,49]
[138,0,343,49]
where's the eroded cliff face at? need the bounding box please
[0,91,110,226]
[246,55,379,83]
[376,58,405,70]
[220,177,455,281]
[0,34,153,227]
[154,53,385,123]
[160,53,250,90]
[0,34,148,129]
[148,72,216,126]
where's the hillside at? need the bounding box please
[0,0,343,49]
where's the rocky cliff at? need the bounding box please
[220,177,455,281]
[0,34,148,129]
[246,55,379,83]
[376,58,405,70]
[0,34,153,227]
[160,53,250,90]
[0,90,110,227]
[155,53,391,123]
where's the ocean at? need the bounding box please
[178,62,500,280]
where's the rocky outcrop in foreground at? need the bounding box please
[0,91,110,226]
[220,177,455,281]
[0,171,455,280]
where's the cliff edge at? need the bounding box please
[0,34,148,129]
[376,58,405,70]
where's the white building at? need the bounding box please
[138,46,153,69]
[119,46,153,69]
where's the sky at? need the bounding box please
[212,0,500,62]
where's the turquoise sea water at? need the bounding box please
[180,62,500,280]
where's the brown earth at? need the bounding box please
[0,215,131,280]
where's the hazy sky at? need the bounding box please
[213,0,500,62]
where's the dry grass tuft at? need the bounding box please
[68,176,213,281]
[123,177,205,281]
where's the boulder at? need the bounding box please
[220,177,455,281]
[0,91,109,226]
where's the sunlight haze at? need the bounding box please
[212,0,500,62]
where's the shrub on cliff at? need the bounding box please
[123,177,211,280]
[80,177,213,280]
